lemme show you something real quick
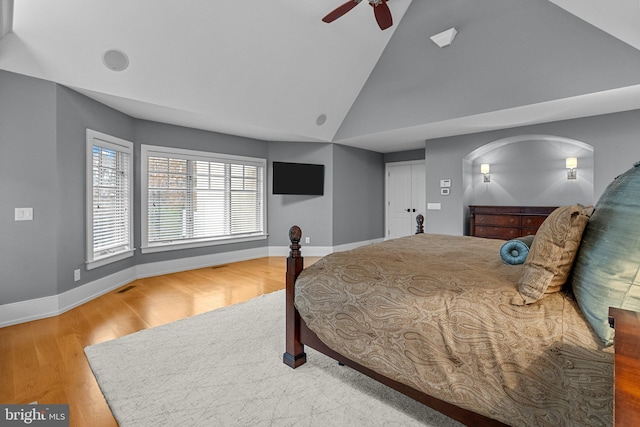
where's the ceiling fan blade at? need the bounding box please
[373,0,393,30]
[322,0,361,23]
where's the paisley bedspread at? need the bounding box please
[294,234,613,427]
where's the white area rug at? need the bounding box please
[85,290,462,426]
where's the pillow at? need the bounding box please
[500,235,535,265]
[572,162,640,345]
[511,204,593,306]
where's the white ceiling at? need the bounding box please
[0,0,639,153]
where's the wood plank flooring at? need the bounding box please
[0,256,320,426]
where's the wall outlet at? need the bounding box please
[74,269,81,282]
[15,207,34,221]
[305,237,310,244]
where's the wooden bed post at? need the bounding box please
[416,214,424,234]
[283,225,307,368]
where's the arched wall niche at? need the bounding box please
[461,134,595,235]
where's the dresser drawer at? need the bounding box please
[474,226,519,239]
[471,206,520,215]
[474,214,519,227]
[522,215,547,228]
[469,206,557,240]
[521,228,538,237]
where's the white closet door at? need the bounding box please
[411,164,426,217]
[386,162,424,239]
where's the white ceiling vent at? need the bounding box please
[430,28,457,48]
[102,49,129,72]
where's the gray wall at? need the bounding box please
[55,86,136,295]
[1,71,58,303]
[267,143,385,248]
[424,110,640,235]
[333,145,385,246]
[267,142,334,247]
[468,138,594,206]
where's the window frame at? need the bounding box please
[140,144,267,254]
[85,129,135,270]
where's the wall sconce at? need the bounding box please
[566,157,577,180]
[481,163,491,183]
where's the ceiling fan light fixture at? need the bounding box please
[430,28,457,48]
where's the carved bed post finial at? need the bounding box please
[416,214,425,234]
[289,225,302,258]
[284,225,306,368]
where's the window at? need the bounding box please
[86,130,134,269]
[141,145,266,253]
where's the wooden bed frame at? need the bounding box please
[282,216,640,426]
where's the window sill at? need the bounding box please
[140,234,268,254]
[86,249,135,270]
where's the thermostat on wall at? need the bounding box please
[440,179,451,188]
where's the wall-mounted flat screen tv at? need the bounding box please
[272,162,324,195]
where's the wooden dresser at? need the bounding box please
[469,205,557,240]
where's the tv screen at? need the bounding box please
[273,162,324,195]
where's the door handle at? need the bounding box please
[406,209,411,212]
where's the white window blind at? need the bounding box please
[86,130,134,269]
[142,145,266,253]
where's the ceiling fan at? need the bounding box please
[322,0,393,31]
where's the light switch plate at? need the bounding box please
[427,203,442,210]
[15,207,33,221]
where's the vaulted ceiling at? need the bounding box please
[1,0,639,153]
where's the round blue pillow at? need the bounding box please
[500,235,535,265]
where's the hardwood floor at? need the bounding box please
[0,256,320,426]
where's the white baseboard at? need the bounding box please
[268,245,333,257]
[0,295,60,328]
[135,247,269,279]
[269,238,382,258]
[334,238,383,252]
[0,240,379,328]
[58,267,137,316]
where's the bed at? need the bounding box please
[283,162,640,426]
